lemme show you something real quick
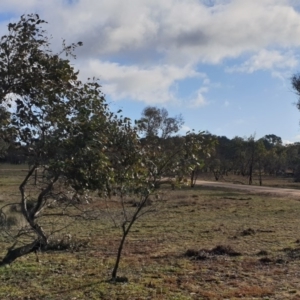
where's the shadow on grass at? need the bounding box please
[178,184,246,198]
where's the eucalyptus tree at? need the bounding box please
[206,135,234,180]
[0,16,211,280]
[187,132,215,187]
[255,139,267,185]
[291,74,300,180]
[262,134,282,150]
[0,106,12,157]
[0,14,125,265]
[231,137,249,176]
[107,128,206,281]
[137,106,184,139]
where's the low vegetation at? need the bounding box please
[0,167,300,299]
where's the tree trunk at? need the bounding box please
[249,164,253,185]
[111,230,128,280]
[190,169,197,188]
[110,194,150,281]
[258,161,262,186]
[0,240,42,267]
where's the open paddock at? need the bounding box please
[0,168,300,299]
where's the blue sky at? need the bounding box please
[1,0,300,143]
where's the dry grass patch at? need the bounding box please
[0,171,300,298]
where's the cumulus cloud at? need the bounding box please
[1,0,300,104]
[78,60,204,104]
[3,0,300,63]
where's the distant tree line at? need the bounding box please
[3,108,300,186]
[200,133,300,184]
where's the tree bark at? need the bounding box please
[111,227,128,280]
[0,240,42,267]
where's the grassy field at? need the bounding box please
[1,165,300,299]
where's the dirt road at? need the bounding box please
[197,180,300,198]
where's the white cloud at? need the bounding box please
[78,60,203,104]
[284,134,300,144]
[188,87,209,107]
[1,0,300,105]
[227,49,298,73]
[3,0,300,63]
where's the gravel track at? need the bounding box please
[197,180,300,198]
